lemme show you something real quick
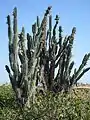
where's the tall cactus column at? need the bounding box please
[5,8,28,107]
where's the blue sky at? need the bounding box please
[0,0,90,84]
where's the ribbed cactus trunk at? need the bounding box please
[5,7,90,107]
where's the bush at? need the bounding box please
[0,84,90,120]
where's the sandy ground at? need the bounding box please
[74,86,90,89]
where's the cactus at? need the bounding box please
[5,7,90,107]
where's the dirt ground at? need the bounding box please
[74,85,90,89]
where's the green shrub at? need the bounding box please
[0,84,90,120]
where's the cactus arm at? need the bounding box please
[74,67,90,84]
[12,7,19,83]
[32,23,37,46]
[5,65,17,92]
[7,15,12,46]
[69,61,74,75]
[37,16,40,30]
[70,53,90,86]
[55,36,68,61]
[6,15,15,72]
[48,15,59,90]
[58,26,63,48]
[49,14,52,51]
[75,53,90,78]
[26,33,32,70]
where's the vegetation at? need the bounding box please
[5,6,90,107]
[1,6,90,119]
[0,84,90,120]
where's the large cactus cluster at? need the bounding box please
[5,7,90,106]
